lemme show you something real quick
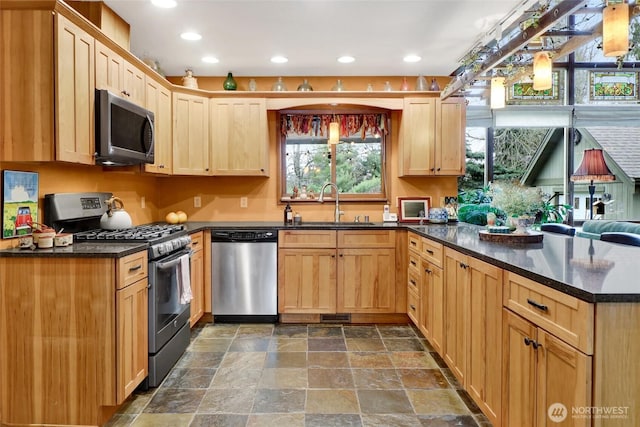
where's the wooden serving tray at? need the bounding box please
[479,230,544,243]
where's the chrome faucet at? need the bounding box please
[318,182,343,222]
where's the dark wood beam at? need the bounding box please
[441,0,588,100]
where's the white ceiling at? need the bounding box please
[103,0,534,77]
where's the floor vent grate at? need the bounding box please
[320,313,351,323]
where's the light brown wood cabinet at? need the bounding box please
[278,230,396,315]
[442,247,503,427]
[173,91,210,175]
[399,97,466,176]
[94,39,145,105]
[189,231,205,326]
[209,98,269,176]
[145,78,173,174]
[0,251,148,426]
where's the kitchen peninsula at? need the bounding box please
[2,222,639,426]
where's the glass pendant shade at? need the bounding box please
[490,77,506,109]
[603,2,630,57]
[533,51,552,91]
[329,122,340,145]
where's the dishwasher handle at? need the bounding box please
[211,230,277,243]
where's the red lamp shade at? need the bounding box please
[570,149,616,183]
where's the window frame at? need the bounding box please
[278,108,390,203]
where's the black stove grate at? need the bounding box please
[74,224,186,243]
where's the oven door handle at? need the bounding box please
[154,249,191,270]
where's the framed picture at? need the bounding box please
[2,170,38,239]
[507,71,561,102]
[589,71,639,101]
[398,197,431,223]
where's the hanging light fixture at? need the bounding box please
[570,148,616,220]
[603,0,630,57]
[533,51,552,91]
[329,121,340,145]
[490,77,506,109]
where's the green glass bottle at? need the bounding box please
[223,72,237,90]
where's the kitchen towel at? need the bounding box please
[178,254,192,304]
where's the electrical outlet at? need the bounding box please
[194,196,201,208]
[140,196,146,209]
[240,197,248,208]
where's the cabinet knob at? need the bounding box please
[425,268,432,274]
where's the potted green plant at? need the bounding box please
[489,182,545,233]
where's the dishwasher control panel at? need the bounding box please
[212,230,277,242]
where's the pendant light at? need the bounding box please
[329,121,340,145]
[490,77,506,109]
[533,51,552,91]
[603,0,630,57]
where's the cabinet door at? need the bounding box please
[55,13,95,164]
[421,260,444,355]
[173,92,210,175]
[443,248,470,383]
[189,240,204,326]
[145,79,172,174]
[467,258,503,427]
[503,309,537,427]
[399,98,436,176]
[116,278,148,404]
[436,97,466,175]
[123,60,145,106]
[337,248,396,313]
[95,40,123,95]
[537,330,591,427]
[278,248,336,313]
[210,98,269,176]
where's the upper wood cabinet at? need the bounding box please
[95,40,145,106]
[145,78,173,174]
[172,92,210,175]
[209,98,269,176]
[1,9,96,164]
[399,97,466,177]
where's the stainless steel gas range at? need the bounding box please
[45,192,192,388]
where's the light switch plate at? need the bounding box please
[194,196,201,208]
[240,197,248,208]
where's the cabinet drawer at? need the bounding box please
[279,230,336,248]
[408,233,422,253]
[117,251,148,290]
[504,271,594,354]
[407,288,420,325]
[408,250,421,273]
[420,238,443,267]
[337,230,395,248]
[408,268,421,297]
[189,231,204,253]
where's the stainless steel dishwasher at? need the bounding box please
[211,229,278,322]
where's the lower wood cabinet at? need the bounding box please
[278,230,396,315]
[189,231,205,326]
[116,277,148,402]
[503,309,592,427]
[421,258,444,355]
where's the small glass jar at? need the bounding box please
[332,79,345,91]
[272,77,287,91]
[366,83,374,92]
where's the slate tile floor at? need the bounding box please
[107,323,493,427]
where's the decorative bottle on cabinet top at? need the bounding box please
[400,77,410,91]
[332,79,345,91]
[182,69,198,89]
[416,75,428,91]
[429,78,440,91]
[223,72,237,90]
[297,79,313,91]
[272,77,287,91]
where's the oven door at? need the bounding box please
[148,248,191,353]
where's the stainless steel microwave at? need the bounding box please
[95,89,154,166]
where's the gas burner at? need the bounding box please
[74,224,187,244]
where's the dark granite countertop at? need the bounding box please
[0,242,148,258]
[3,220,638,302]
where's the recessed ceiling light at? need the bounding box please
[180,32,202,41]
[338,55,355,63]
[202,56,219,64]
[270,55,288,64]
[150,0,177,8]
[403,54,422,63]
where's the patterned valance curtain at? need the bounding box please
[280,113,388,139]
